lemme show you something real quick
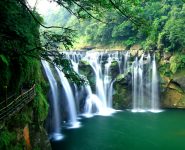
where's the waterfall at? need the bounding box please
[55,67,80,128]
[138,55,144,110]
[132,56,146,112]
[114,51,122,74]
[70,51,82,73]
[81,52,116,115]
[107,80,114,108]
[65,51,128,115]
[85,52,107,108]
[43,51,161,138]
[103,56,112,107]
[83,85,103,117]
[124,51,129,73]
[151,54,160,112]
[67,52,107,116]
[41,60,63,140]
[41,50,162,143]
[132,57,139,111]
[131,53,160,112]
[146,54,151,109]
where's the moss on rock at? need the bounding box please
[113,73,132,109]
[79,60,96,91]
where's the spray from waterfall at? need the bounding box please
[83,85,103,117]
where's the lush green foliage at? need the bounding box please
[0,0,185,148]
[34,84,49,122]
[45,0,185,51]
[157,3,185,52]
[170,54,185,74]
[0,1,49,149]
[0,128,24,150]
[0,0,42,97]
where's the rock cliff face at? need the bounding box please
[0,103,51,150]
[0,83,51,150]
[113,73,132,109]
[160,60,185,108]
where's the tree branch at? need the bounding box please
[54,1,81,19]
[71,0,107,24]
[33,0,38,11]
[108,0,144,26]
[18,0,75,31]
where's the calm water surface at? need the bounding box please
[51,110,185,150]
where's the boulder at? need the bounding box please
[163,52,172,60]
[130,45,143,57]
[113,73,132,109]
[161,88,185,108]
[78,60,96,91]
[161,72,185,108]
[173,76,185,92]
[30,124,51,150]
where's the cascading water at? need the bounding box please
[83,85,103,117]
[103,56,112,107]
[124,51,130,72]
[66,51,161,114]
[85,52,107,108]
[132,57,139,111]
[151,54,160,112]
[41,60,63,140]
[43,50,161,142]
[107,80,115,108]
[65,51,84,113]
[66,52,105,116]
[146,54,151,109]
[131,53,160,112]
[55,67,80,128]
[138,54,144,110]
[66,51,119,116]
[82,52,116,115]
[42,51,159,139]
[114,51,122,74]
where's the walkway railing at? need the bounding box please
[0,85,36,121]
